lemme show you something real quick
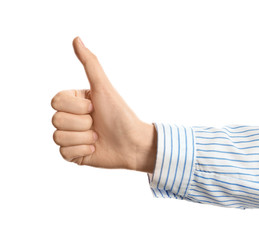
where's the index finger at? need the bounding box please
[51,90,93,114]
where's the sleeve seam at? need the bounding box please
[184,126,198,197]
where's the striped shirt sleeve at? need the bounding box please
[147,123,259,209]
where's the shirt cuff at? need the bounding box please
[147,123,196,197]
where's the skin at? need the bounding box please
[51,37,157,173]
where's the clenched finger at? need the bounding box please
[51,90,93,114]
[52,112,93,131]
[60,145,95,161]
[53,130,98,147]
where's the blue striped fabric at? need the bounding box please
[147,123,259,209]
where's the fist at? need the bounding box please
[51,89,98,165]
[51,37,157,173]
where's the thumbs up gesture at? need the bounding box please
[51,37,157,173]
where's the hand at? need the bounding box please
[51,37,157,173]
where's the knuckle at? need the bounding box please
[90,52,98,60]
[59,147,70,160]
[53,130,62,145]
[56,90,66,97]
[51,97,56,109]
[51,95,61,110]
[52,112,63,128]
[51,91,66,110]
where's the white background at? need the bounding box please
[0,0,259,239]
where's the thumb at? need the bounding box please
[72,36,110,91]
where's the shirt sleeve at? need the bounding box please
[147,123,259,209]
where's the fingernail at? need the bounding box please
[88,103,93,112]
[78,37,85,48]
[93,132,98,141]
[90,145,95,153]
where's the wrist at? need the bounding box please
[132,121,157,173]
